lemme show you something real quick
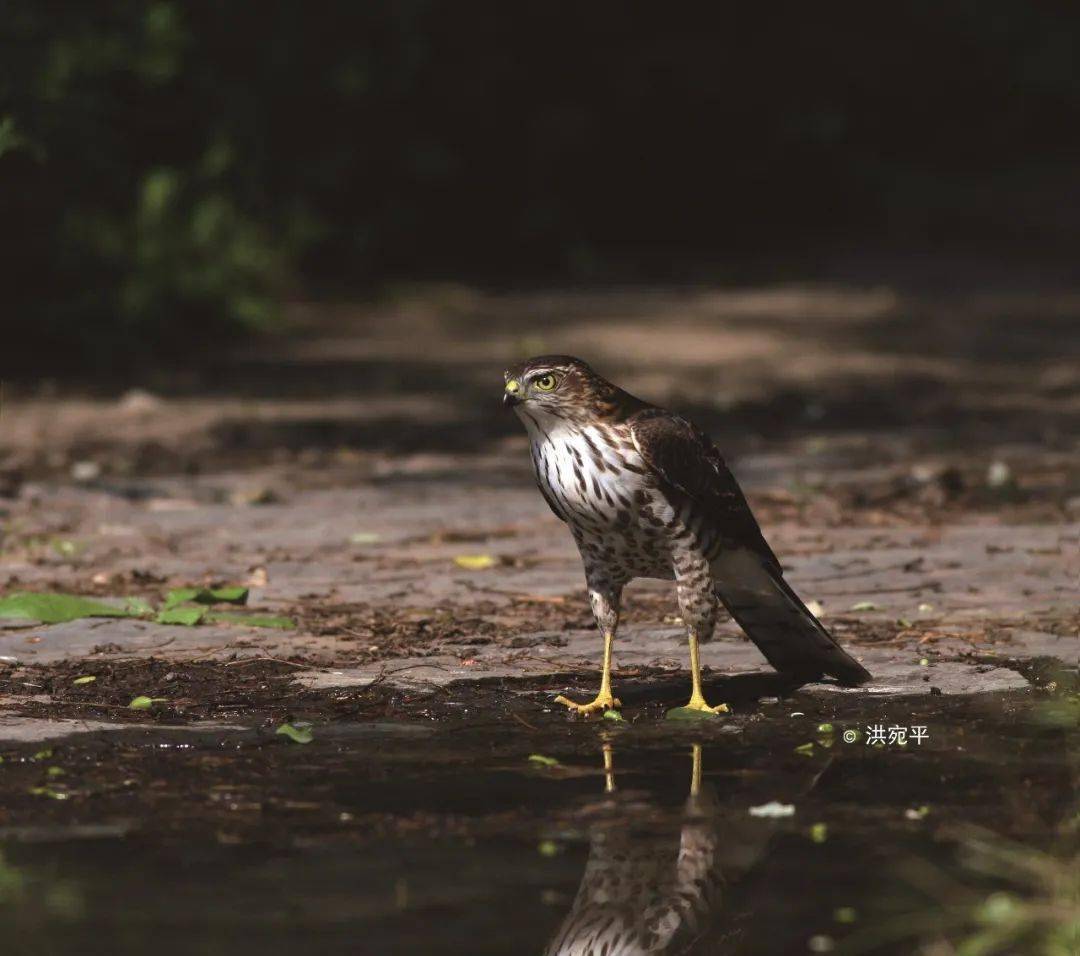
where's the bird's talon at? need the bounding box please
[554,693,621,717]
[682,697,730,715]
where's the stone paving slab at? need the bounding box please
[0,477,1074,695]
[294,623,1036,697]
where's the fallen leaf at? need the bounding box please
[0,592,145,625]
[156,606,207,626]
[602,709,625,722]
[794,742,816,756]
[72,676,96,686]
[128,696,167,710]
[163,586,248,610]
[849,601,878,612]
[666,704,728,721]
[528,754,560,767]
[453,555,497,570]
[71,461,101,483]
[749,801,795,818]
[537,840,559,857]
[810,822,828,843]
[28,786,69,800]
[123,597,154,616]
[275,723,314,744]
[349,532,382,545]
[206,611,295,629]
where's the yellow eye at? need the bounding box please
[534,374,557,391]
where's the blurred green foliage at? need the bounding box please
[2,2,1078,372]
[3,2,295,369]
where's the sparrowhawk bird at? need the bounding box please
[504,355,871,715]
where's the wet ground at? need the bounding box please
[0,283,1077,953]
[0,670,1076,955]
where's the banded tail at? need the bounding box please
[712,549,872,686]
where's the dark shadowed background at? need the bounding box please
[3,1,1080,375]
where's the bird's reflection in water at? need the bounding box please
[544,744,768,956]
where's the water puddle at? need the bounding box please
[0,682,1075,954]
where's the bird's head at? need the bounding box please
[502,355,604,418]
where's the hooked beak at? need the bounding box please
[503,379,523,407]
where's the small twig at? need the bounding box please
[384,662,451,675]
[511,712,540,732]
[222,655,319,671]
[816,580,943,597]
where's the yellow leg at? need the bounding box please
[679,630,729,715]
[602,743,615,794]
[690,743,702,798]
[554,630,621,716]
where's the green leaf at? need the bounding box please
[205,611,295,629]
[72,676,96,686]
[0,592,144,624]
[163,586,248,610]
[816,723,834,734]
[122,597,155,616]
[275,723,313,744]
[810,822,828,843]
[537,840,559,857]
[162,589,198,609]
[794,742,816,756]
[527,754,560,767]
[46,766,64,778]
[28,786,69,800]
[849,601,878,612]
[128,696,166,710]
[602,709,625,722]
[155,606,206,626]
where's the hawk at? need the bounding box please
[504,355,871,715]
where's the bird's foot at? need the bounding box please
[553,690,621,717]
[667,694,730,719]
